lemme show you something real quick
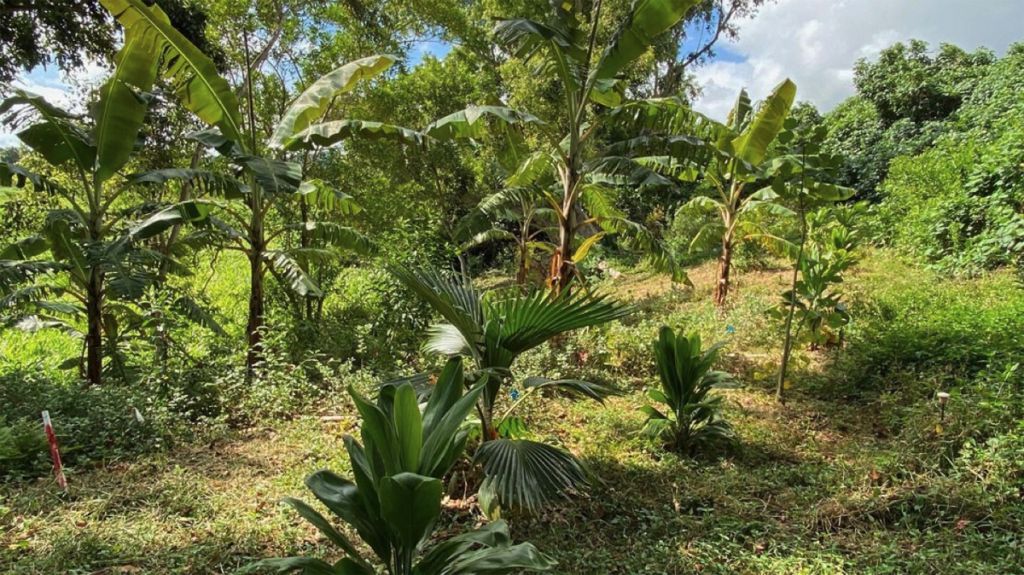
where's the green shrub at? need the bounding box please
[0,370,182,472]
[640,326,735,455]
[0,418,48,478]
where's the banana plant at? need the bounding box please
[454,186,557,287]
[392,265,631,514]
[245,359,556,575]
[627,82,798,306]
[641,326,735,455]
[426,0,701,294]
[0,25,214,385]
[102,0,425,374]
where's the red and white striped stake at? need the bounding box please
[41,411,68,492]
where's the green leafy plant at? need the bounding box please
[393,265,631,513]
[0,48,216,385]
[102,0,424,375]
[427,0,702,293]
[616,81,798,306]
[778,213,860,353]
[641,326,734,455]
[0,417,48,476]
[769,122,856,401]
[245,358,556,575]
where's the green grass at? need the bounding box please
[2,251,1023,574]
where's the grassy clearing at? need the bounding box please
[2,252,1022,574]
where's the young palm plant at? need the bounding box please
[769,123,855,402]
[641,326,734,455]
[392,265,631,513]
[426,0,702,293]
[245,359,556,575]
[102,0,424,374]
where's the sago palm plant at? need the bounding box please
[641,326,734,455]
[246,359,556,575]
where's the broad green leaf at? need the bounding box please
[732,79,797,166]
[297,180,361,215]
[282,497,369,569]
[392,384,424,472]
[0,236,49,260]
[271,55,397,148]
[101,0,245,146]
[726,89,752,133]
[43,220,87,284]
[265,250,322,297]
[349,387,401,478]
[127,201,211,242]
[131,168,246,200]
[284,120,428,151]
[425,106,542,141]
[92,17,161,183]
[571,232,605,263]
[595,0,700,81]
[5,108,95,171]
[298,222,376,256]
[379,472,442,551]
[236,156,302,194]
[419,379,484,478]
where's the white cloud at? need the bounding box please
[692,0,1024,120]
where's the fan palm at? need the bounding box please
[392,265,631,513]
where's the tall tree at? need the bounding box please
[0,0,223,84]
[429,0,702,293]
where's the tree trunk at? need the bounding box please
[516,240,529,286]
[85,269,103,386]
[299,197,317,322]
[776,241,803,403]
[246,245,265,378]
[713,232,734,307]
[549,167,577,295]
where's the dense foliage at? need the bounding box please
[1,2,1023,574]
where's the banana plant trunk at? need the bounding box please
[516,240,529,286]
[714,231,734,307]
[246,227,266,378]
[550,165,578,294]
[85,269,104,386]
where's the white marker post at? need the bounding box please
[41,411,68,492]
